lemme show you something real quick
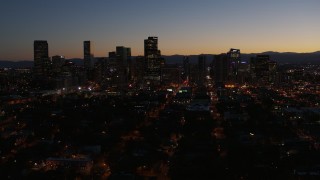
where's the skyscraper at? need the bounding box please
[182,56,190,82]
[214,54,228,84]
[116,46,131,89]
[34,40,50,77]
[52,55,65,74]
[198,55,206,85]
[83,41,93,70]
[116,46,131,67]
[250,54,277,84]
[144,36,161,81]
[135,56,146,88]
[227,48,241,82]
[250,55,269,79]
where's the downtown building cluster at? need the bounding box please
[212,49,278,87]
[1,38,317,96]
[33,37,166,92]
[33,38,279,93]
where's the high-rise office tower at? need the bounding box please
[83,41,93,70]
[52,55,65,74]
[250,54,277,84]
[135,56,146,88]
[93,57,108,85]
[105,51,117,88]
[214,54,228,84]
[144,36,161,81]
[250,55,270,79]
[198,55,206,85]
[108,51,117,66]
[183,56,190,81]
[83,41,94,80]
[116,46,131,87]
[268,60,277,83]
[116,46,131,67]
[227,48,241,82]
[34,40,50,77]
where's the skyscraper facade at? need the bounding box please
[52,55,65,74]
[250,55,277,84]
[214,54,228,84]
[182,56,190,82]
[116,46,131,68]
[83,41,93,70]
[116,46,131,89]
[227,48,241,82]
[144,36,161,81]
[134,56,146,88]
[34,40,50,77]
[250,55,269,79]
[198,55,206,85]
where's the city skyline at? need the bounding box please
[1,0,319,60]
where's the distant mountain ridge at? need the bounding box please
[163,51,320,64]
[1,51,320,68]
[0,61,34,68]
[246,51,320,64]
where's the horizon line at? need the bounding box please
[1,50,320,61]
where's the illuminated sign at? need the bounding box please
[225,84,235,88]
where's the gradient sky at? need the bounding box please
[0,0,319,61]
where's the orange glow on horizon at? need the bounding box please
[2,43,320,61]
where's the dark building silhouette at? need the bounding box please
[189,64,199,85]
[116,46,131,89]
[182,56,190,82]
[134,56,146,88]
[52,55,65,74]
[106,51,117,88]
[198,55,206,85]
[227,48,241,82]
[250,55,277,84]
[108,51,117,66]
[93,57,108,87]
[59,60,74,89]
[34,40,50,77]
[214,54,228,84]
[237,60,250,84]
[144,36,161,82]
[83,41,93,71]
[250,55,270,81]
[84,41,94,81]
[105,47,131,91]
[51,55,65,89]
[268,60,277,83]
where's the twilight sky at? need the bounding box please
[0,0,319,61]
